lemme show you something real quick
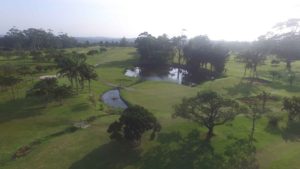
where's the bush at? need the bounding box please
[271,59,280,64]
[100,47,107,52]
[87,50,99,55]
[267,115,283,128]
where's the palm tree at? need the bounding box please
[57,52,88,93]
[79,64,98,93]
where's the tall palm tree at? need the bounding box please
[57,52,97,93]
[79,64,98,93]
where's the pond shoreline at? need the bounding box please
[101,88,128,109]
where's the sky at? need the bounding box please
[1,0,300,41]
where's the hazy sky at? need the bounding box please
[1,0,300,41]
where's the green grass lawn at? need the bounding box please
[0,47,300,169]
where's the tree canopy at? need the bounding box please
[135,32,174,68]
[183,36,229,80]
[107,105,161,145]
[0,27,78,50]
[173,91,239,140]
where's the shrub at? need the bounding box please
[87,50,99,55]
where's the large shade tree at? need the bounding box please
[135,32,174,69]
[107,105,161,145]
[26,78,72,106]
[173,91,239,140]
[282,96,300,122]
[26,78,58,106]
[183,36,229,82]
[172,35,187,66]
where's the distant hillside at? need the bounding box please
[75,37,135,43]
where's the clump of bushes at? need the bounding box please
[100,47,107,52]
[271,59,280,65]
[87,49,99,55]
[267,114,283,128]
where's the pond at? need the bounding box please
[125,67,187,84]
[101,89,128,109]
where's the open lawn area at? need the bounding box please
[0,47,300,169]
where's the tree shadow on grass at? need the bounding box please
[264,124,282,135]
[268,82,300,93]
[70,103,90,112]
[138,130,224,169]
[281,121,300,142]
[265,120,300,142]
[69,141,141,169]
[98,58,137,69]
[69,130,258,169]
[0,97,44,123]
[224,82,258,97]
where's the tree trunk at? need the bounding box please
[206,127,214,141]
[75,76,79,94]
[88,80,91,93]
[10,86,15,100]
[243,66,247,77]
[286,60,292,72]
[249,114,256,143]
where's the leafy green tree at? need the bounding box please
[87,50,99,55]
[107,105,161,145]
[183,36,229,78]
[247,103,262,142]
[224,138,259,169]
[0,75,22,100]
[0,64,16,76]
[135,32,174,69]
[53,85,73,105]
[17,65,34,81]
[26,78,58,106]
[79,64,98,93]
[0,27,78,50]
[30,50,45,61]
[264,19,300,72]
[172,35,187,66]
[269,70,281,81]
[282,96,300,121]
[238,42,266,79]
[287,72,296,86]
[119,37,128,47]
[3,27,25,50]
[57,52,95,93]
[27,78,72,106]
[257,91,270,114]
[173,91,239,141]
[100,47,107,52]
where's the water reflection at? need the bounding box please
[125,67,187,84]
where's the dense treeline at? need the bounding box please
[135,32,174,68]
[135,32,229,83]
[0,27,78,50]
